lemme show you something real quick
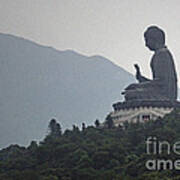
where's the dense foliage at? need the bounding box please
[1,109,180,180]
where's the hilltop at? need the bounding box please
[1,109,180,179]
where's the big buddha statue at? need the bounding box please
[123,26,177,102]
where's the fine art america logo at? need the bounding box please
[145,137,180,170]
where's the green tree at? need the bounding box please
[82,122,86,131]
[94,119,100,128]
[105,114,114,129]
[48,118,62,137]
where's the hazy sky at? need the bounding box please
[1,0,180,80]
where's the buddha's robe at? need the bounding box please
[124,47,177,101]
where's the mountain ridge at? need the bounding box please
[0,33,135,148]
[0,32,133,76]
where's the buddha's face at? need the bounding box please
[144,37,157,51]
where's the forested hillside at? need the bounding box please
[1,109,180,180]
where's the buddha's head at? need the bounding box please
[144,26,165,51]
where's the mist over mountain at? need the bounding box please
[0,33,135,148]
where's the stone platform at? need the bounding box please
[110,100,180,126]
